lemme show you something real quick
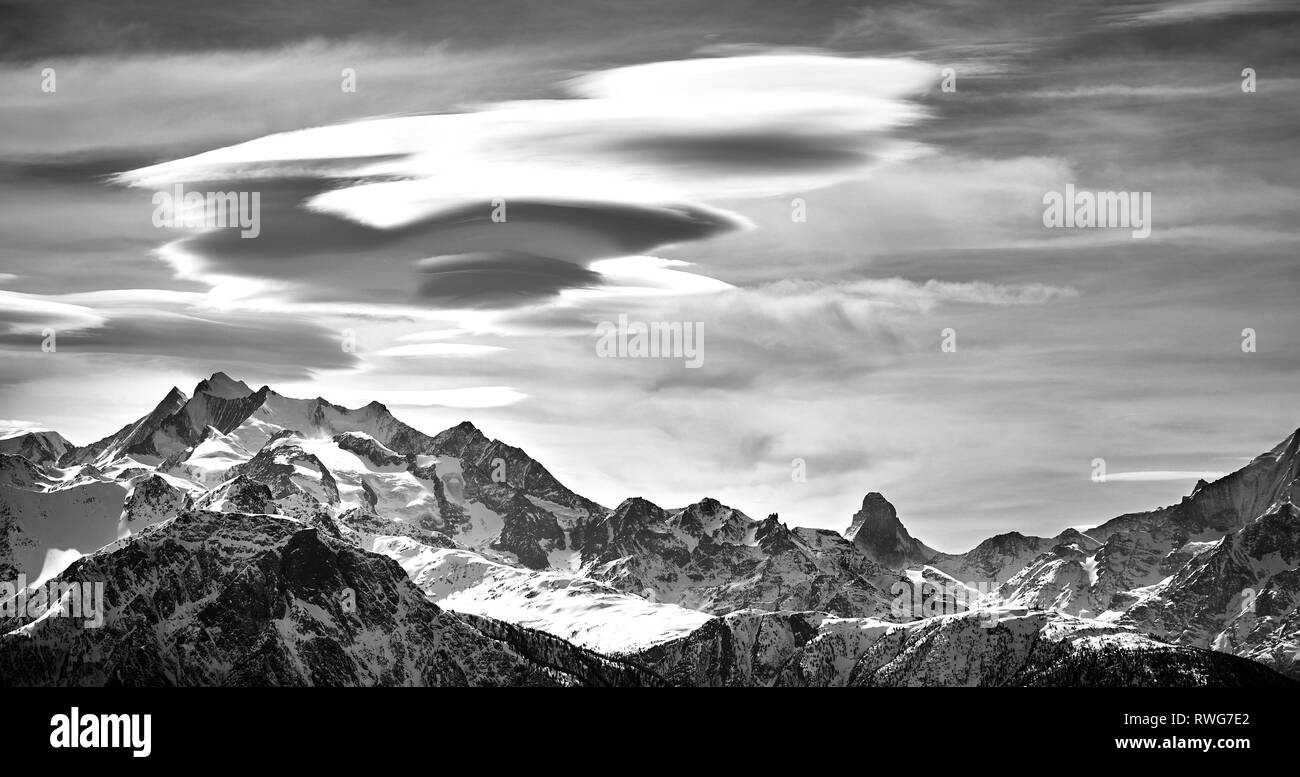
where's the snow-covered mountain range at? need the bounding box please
[2,373,1297,686]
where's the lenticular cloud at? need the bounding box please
[117,53,936,228]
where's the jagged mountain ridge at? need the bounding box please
[3,374,906,620]
[576,496,902,618]
[28,373,604,573]
[2,372,1298,685]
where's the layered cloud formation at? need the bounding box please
[107,54,933,311]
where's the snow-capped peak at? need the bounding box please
[194,371,255,399]
[0,429,74,466]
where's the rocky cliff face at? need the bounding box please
[1121,502,1300,677]
[121,473,193,529]
[845,492,938,569]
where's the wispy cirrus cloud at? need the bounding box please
[1102,470,1229,482]
[1108,0,1293,26]
[0,288,358,376]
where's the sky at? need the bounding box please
[1,0,1298,551]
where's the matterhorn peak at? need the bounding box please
[846,492,900,540]
[845,492,937,570]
